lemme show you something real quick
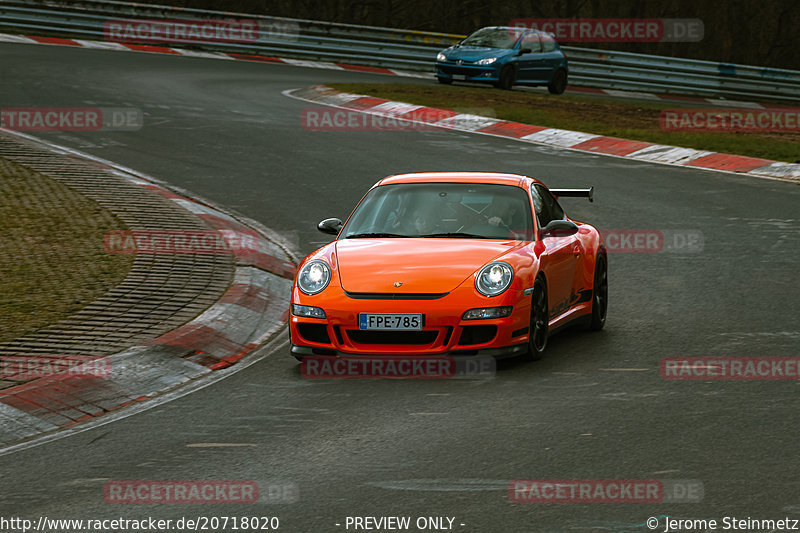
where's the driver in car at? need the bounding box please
[467,196,520,238]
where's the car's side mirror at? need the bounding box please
[539,219,579,239]
[318,218,343,235]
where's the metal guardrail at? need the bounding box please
[2,0,800,103]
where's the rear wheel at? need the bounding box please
[494,65,515,90]
[547,69,567,95]
[588,255,608,330]
[526,278,548,360]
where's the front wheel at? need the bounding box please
[547,69,567,95]
[588,255,608,330]
[494,65,515,90]
[526,278,549,360]
[437,76,452,85]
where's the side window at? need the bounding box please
[521,32,541,53]
[530,185,545,228]
[540,33,556,53]
[533,184,565,229]
[548,190,565,221]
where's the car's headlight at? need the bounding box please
[476,57,497,65]
[463,306,513,320]
[297,260,331,295]
[475,261,514,297]
[292,304,326,318]
[437,52,447,62]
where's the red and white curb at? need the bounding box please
[0,32,430,79]
[0,129,297,448]
[286,85,800,183]
[0,32,782,108]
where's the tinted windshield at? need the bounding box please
[460,27,523,49]
[341,182,534,240]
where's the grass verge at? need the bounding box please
[0,157,134,342]
[327,83,800,164]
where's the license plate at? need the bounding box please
[455,74,468,80]
[359,313,423,330]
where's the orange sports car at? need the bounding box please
[290,172,607,361]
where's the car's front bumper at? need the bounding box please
[290,285,531,358]
[290,342,529,359]
[435,62,500,82]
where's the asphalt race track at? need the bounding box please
[1,43,799,532]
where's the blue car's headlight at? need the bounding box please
[476,57,497,65]
[475,262,514,297]
[437,52,447,62]
[297,260,331,295]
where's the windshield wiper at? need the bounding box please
[345,232,411,239]
[418,232,494,239]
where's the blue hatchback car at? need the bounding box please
[435,27,569,93]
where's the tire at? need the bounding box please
[494,65,515,90]
[526,278,549,360]
[437,77,452,85]
[547,69,567,95]
[588,254,608,331]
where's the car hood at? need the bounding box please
[335,238,524,293]
[441,46,514,62]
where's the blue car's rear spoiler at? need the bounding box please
[550,187,593,202]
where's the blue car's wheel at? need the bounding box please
[548,69,567,95]
[437,77,452,85]
[494,65,515,90]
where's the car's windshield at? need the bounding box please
[460,27,524,49]
[341,182,534,240]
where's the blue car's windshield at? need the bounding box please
[341,182,534,240]
[460,28,524,49]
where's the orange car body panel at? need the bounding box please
[337,239,526,293]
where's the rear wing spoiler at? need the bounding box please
[550,187,593,202]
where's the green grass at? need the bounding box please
[327,83,800,164]
[0,158,134,342]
